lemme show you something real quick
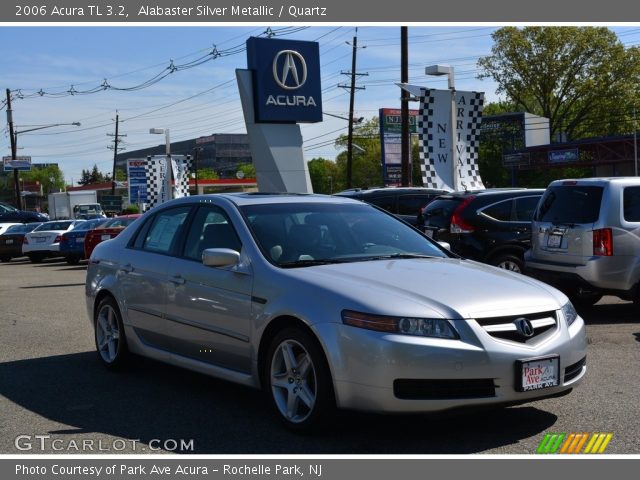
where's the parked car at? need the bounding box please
[334,187,447,225]
[83,214,141,259]
[0,223,42,262]
[86,193,586,431]
[525,177,640,306]
[0,222,23,235]
[417,188,545,273]
[22,220,86,263]
[59,218,109,265]
[0,201,48,223]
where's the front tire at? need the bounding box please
[264,327,335,432]
[490,253,523,273]
[94,296,130,370]
[569,288,603,307]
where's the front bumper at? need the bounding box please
[314,313,587,413]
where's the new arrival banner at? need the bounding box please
[170,155,192,199]
[145,155,171,208]
[417,89,485,191]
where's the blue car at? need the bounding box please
[59,218,108,265]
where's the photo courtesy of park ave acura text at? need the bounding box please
[0,21,639,458]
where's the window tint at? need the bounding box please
[535,186,603,224]
[141,207,191,255]
[367,195,396,212]
[514,196,542,221]
[397,195,433,215]
[422,198,461,228]
[482,200,512,221]
[183,206,241,261]
[623,187,640,222]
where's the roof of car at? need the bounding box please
[165,193,364,208]
[435,188,546,198]
[335,187,447,196]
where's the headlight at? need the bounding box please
[341,310,459,339]
[561,301,578,326]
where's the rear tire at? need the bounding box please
[490,253,523,273]
[66,255,81,265]
[94,296,130,370]
[28,253,44,263]
[263,327,335,433]
[0,256,11,262]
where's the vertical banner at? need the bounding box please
[145,155,170,208]
[417,89,485,191]
[127,159,148,206]
[379,108,418,186]
[171,155,192,199]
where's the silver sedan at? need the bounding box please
[85,194,587,431]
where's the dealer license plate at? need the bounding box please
[5,239,13,244]
[101,235,112,241]
[36,237,47,243]
[517,355,559,392]
[547,234,562,248]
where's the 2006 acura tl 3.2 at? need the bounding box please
[85,193,586,431]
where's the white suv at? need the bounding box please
[525,177,640,306]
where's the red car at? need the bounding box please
[84,214,141,259]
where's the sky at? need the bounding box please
[2,25,640,185]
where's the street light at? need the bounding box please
[425,64,457,191]
[149,128,172,202]
[10,122,81,209]
[324,112,364,124]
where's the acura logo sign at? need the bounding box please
[273,50,308,90]
[514,318,535,338]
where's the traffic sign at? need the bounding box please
[3,156,32,171]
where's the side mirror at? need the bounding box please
[437,241,451,251]
[202,248,240,267]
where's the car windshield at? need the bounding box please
[5,223,40,234]
[73,219,106,231]
[34,221,73,231]
[535,186,604,224]
[241,202,447,267]
[103,217,137,228]
[0,202,18,213]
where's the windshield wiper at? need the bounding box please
[279,258,350,268]
[358,253,438,261]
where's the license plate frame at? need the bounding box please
[5,239,13,245]
[516,355,560,392]
[76,237,84,243]
[101,234,112,241]
[547,233,562,248]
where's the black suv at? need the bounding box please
[0,201,48,223]
[335,187,446,225]
[417,188,545,273]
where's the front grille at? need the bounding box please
[393,378,496,400]
[564,357,586,383]
[475,311,558,344]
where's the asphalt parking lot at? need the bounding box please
[0,257,638,454]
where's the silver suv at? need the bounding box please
[525,177,640,306]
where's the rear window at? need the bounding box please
[422,197,462,222]
[535,186,603,224]
[623,187,640,222]
[397,195,433,215]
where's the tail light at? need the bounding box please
[23,236,29,245]
[450,196,476,234]
[54,235,62,243]
[593,228,613,256]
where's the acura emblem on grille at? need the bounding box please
[514,318,535,337]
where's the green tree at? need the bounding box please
[478,27,640,141]
[19,165,65,195]
[334,117,383,189]
[237,163,256,178]
[197,168,219,180]
[78,164,111,185]
[307,158,340,194]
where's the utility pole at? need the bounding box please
[400,27,410,187]
[339,28,367,189]
[5,89,21,209]
[107,112,126,194]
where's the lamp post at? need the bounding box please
[425,64,457,191]
[9,121,81,209]
[149,128,172,202]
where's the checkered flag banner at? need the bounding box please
[171,155,192,199]
[145,155,170,208]
[417,88,485,191]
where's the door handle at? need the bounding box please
[169,275,185,285]
[119,263,133,274]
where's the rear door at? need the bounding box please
[532,183,605,265]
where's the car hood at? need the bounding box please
[285,258,566,319]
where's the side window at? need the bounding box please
[623,187,640,222]
[141,207,191,255]
[514,196,542,221]
[397,195,432,215]
[482,200,512,222]
[367,195,396,213]
[182,206,242,261]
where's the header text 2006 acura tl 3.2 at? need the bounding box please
[86,193,586,431]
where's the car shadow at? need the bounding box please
[0,352,558,454]
[578,301,638,325]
